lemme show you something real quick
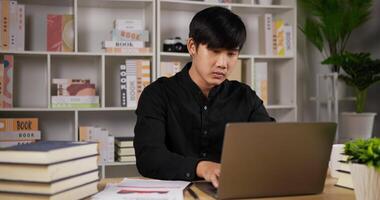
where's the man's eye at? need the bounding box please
[228,52,238,56]
[213,50,221,54]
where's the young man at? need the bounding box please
[134,6,274,188]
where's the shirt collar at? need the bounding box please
[179,62,226,100]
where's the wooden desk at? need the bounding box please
[97,177,355,200]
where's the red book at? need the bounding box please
[47,15,62,51]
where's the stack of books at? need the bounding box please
[258,13,293,56]
[79,126,115,164]
[120,59,150,108]
[160,61,181,78]
[0,141,99,199]
[51,78,100,108]
[0,118,41,148]
[103,19,150,54]
[0,0,25,51]
[0,55,14,108]
[115,137,135,163]
[46,14,74,52]
[335,154,353,189]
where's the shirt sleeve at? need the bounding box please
[134,82,202,181]
[247,87,276,122]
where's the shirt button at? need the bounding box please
[185,172,191,178]
[203,130,208,135]
[202,152,207,157]
[203,106,207,110]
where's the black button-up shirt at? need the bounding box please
[134,62,274,181]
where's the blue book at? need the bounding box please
[0,141,98,165]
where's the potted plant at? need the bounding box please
[344,138,380,200]
[323,52,380,140]
[299,0,372,73]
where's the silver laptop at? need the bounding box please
[195,122,336,199]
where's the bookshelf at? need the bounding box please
[1,0,297,177]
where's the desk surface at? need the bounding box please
[98,177,355,200]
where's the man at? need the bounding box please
[134,6,274,188]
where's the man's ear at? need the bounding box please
[187,38,197,57]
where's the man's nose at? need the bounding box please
[216,54,227,69]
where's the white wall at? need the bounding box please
[298,1,380,137]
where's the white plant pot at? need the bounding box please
[256,0,273,5]
[350,163,380,200]
[339,112,376,142]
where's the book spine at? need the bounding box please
[284,25,293,56]
[2,55,13,108]
[120,64,127,107]
[102,40,144,48]
[47,14,62,51]
[0,1,2,50]
[62,15,74,52]
[111,29,149,42]
[114,19,143,30]
[51,96,99,104]
[136,60,150,101]
[16,4,24,51]
[105,47,150,54]
[1,0,10,51]
[51,103,100,108]
[8,0,17,51]
[0,140,34,148]
[0,63,4,108]
[0,118,39,131]
[55,83,96,96]
[254,62,268,105]
[258,14,273,55]
[275,20,285,56]
[0,130,41,141]
[126,60,137,108]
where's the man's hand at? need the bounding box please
[196,161,221,188]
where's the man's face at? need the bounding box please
[188,39,240,89]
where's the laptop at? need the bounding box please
[195,122,336,199]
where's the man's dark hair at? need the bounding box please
[189,6,246,51]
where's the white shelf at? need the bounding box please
[0,107,136,112]
[310,97,356,101]
[0,50,153,57]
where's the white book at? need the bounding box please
[114,19,143,30]
[0,140,34,148]
[90,127,109,164]
[258,13,273,55]
[126,60,137,108]
[51,96,99,104]
[0,2,2,50]
[0,130,41,141]
[254,62,268,105]
[16,4,25,51]
[117,155,136,162]
[284,24,293,56]
[111,29,149,42]
[120,64,127,107]
[8,0,17,50]
[117,147,135,156]
[102,40,145,48]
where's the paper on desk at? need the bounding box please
[92,178,190,200]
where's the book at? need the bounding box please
[111,29,149,42]
[2,55,14,108]
[0,169,98,194]
[254,62,268,105]
[126,60,137,108]
[338,160,351,172]
[54,83,96,96]
[0,118,39,131]
[51,96,99,104]
[62,15,74,52]
[335,170,353,189]
[0,155,98,182]
[0,63,4,107]
[136,60,150,101]
[0,140,34,148]
[0,140,98,164]
[120,64,127,107]
[117,155,136,162]
[115,137,134,148]
[79,126,114,163]
[114,19,143,30]
[8,0,17,50]
[274,20,285,56]
[1,0,10,51]
[16,4,25,51]
[284,24,293,56]
[160,61,181,78]
[102,40,145,48]
[47,15,62,51]
[116,147,135,156]
[258,13,273,55]
[0,130,41,141]
[105,47,150,54]
[51,103,100,108]
[0,181,98,200]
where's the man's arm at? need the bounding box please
[134,83,201,181]
[247,88,275,122]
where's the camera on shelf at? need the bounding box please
[163,37,188,53]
